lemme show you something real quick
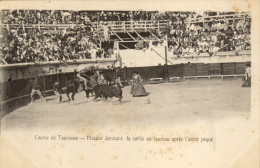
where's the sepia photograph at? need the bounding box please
[0,1,259,168]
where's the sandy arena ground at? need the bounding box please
[0,79,258,168]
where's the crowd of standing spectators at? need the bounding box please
[0,10,192,24]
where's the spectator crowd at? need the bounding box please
[0,10,251,64]
[0,24,115,64]
[165,13,251,56]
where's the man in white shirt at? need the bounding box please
[242,63,251,87]
[245,63,251,80]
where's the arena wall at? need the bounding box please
[121,62,249,83]
[0,59,118,82]
[120,48,251,67]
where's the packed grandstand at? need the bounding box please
[0,10,251,64]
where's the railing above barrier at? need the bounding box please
[187,12,251,24]
[0,50,251,68]
[1,20,169,33]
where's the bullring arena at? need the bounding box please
[1,79,250,131]
[0,8,258,168]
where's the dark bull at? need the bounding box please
[93,84,123,103]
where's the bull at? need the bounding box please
[63,78,81,102]
[93,84,123,103]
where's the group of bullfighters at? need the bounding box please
[30,65,123,105]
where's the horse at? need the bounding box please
[77,67,98,99]
[63,78,81,102]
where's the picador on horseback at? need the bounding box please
[75,65,97,101]
[74,63,123,103]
